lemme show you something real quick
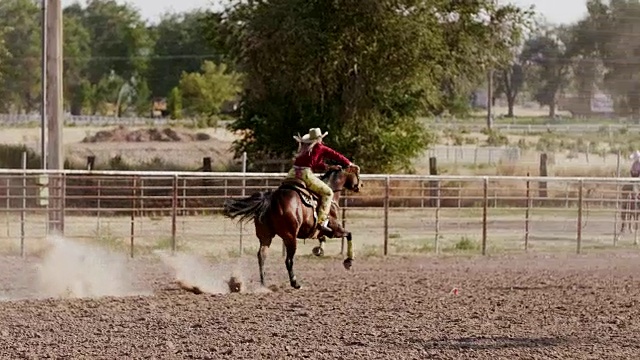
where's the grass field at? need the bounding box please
[0,205,633,261]
[0,105,635,176]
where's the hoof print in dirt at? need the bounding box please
[227,276,243,293]
[176,280,203,295]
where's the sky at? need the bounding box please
[61,0,589,25]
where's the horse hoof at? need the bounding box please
[290,281,301,289]
[343,258,353,270]
[312,246,324,257]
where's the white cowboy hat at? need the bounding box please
[293,128,328,143]
[630,150,640,160]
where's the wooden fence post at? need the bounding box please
[86,156,95,171]
[525,172,531,251]
[384,176,390,255]
[577,179,583,254]
[482,177,488,255]
[202,157,212,172]
[539,153,548,199]
[435,181,441,254]
[429,157,438,207]
[171,174,178,254]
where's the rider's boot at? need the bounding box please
[318,218,332,233]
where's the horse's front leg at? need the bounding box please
[312,235,327,257]
[343,232,353,270]
[312,214,338,257]
[329,224,354,270]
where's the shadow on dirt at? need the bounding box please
[421,336,564,350]
[487,285,591,292]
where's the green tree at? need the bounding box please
[578,0,640,117]
[0,0,41,113]
[0,26,9,95]
[66,0,152,85]
[493,62,526,117]
[177,60,241,121]
[214,0,531,172]
[91,71,125,115]
[63,10,92,115]
[521,26,575,118]
[569,3,606,101]
[148,11,221,98]
[132,79,152,116]
[167,87,183,119]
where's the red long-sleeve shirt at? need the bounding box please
[293,143,351,173]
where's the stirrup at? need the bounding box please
[317,219,332,233]
[318,223,332,233]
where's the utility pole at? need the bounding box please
[45,0,63,232]
[40,0,47,169]
[486,0,497,131]
[487,69,493,130]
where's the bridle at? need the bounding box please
[326,167,360,193]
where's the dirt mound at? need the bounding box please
[81,125,211,143]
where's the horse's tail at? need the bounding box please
[223,190,273,224]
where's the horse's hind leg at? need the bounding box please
[258,242,271,287]
[256,222,274,287]
[343,232,354,270]
[283,235,301,289]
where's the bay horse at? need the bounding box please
[222,166,362,289]
[620,183,640,233]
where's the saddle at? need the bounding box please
[279,178,319,209]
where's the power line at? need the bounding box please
[5,54,221,61]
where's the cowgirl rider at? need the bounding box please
[289,128,359,233]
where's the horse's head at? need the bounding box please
[344,166,362,193]
[322,165,362,193]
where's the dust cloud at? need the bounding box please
[156,251,266,294]
[35,235,151,299]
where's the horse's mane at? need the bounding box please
[319,167,342,182]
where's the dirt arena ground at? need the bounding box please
[0,246,640,359]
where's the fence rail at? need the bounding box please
[0,114,171,127]
[1,169,640,258]
[1,113,638,134]
[431,122,640,133]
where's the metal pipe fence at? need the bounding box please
[1,168,640,258]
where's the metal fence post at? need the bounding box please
[577,178,584,254]
[341,197,347,255]
[5,178,10,239]
[384,176,390,256]
[20,152,26,257]
[60,172,65,234]
[525,173,531,251]
[240,151,247,256]
[139,178,145,221]
[613,180,620,247]
[171,174,178,254]
[482,176,488,255]
[130,176,136,258]
[96,178,101,235]
[435,179,441,254]
[181,177,187,233]
[614,153,621,245]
